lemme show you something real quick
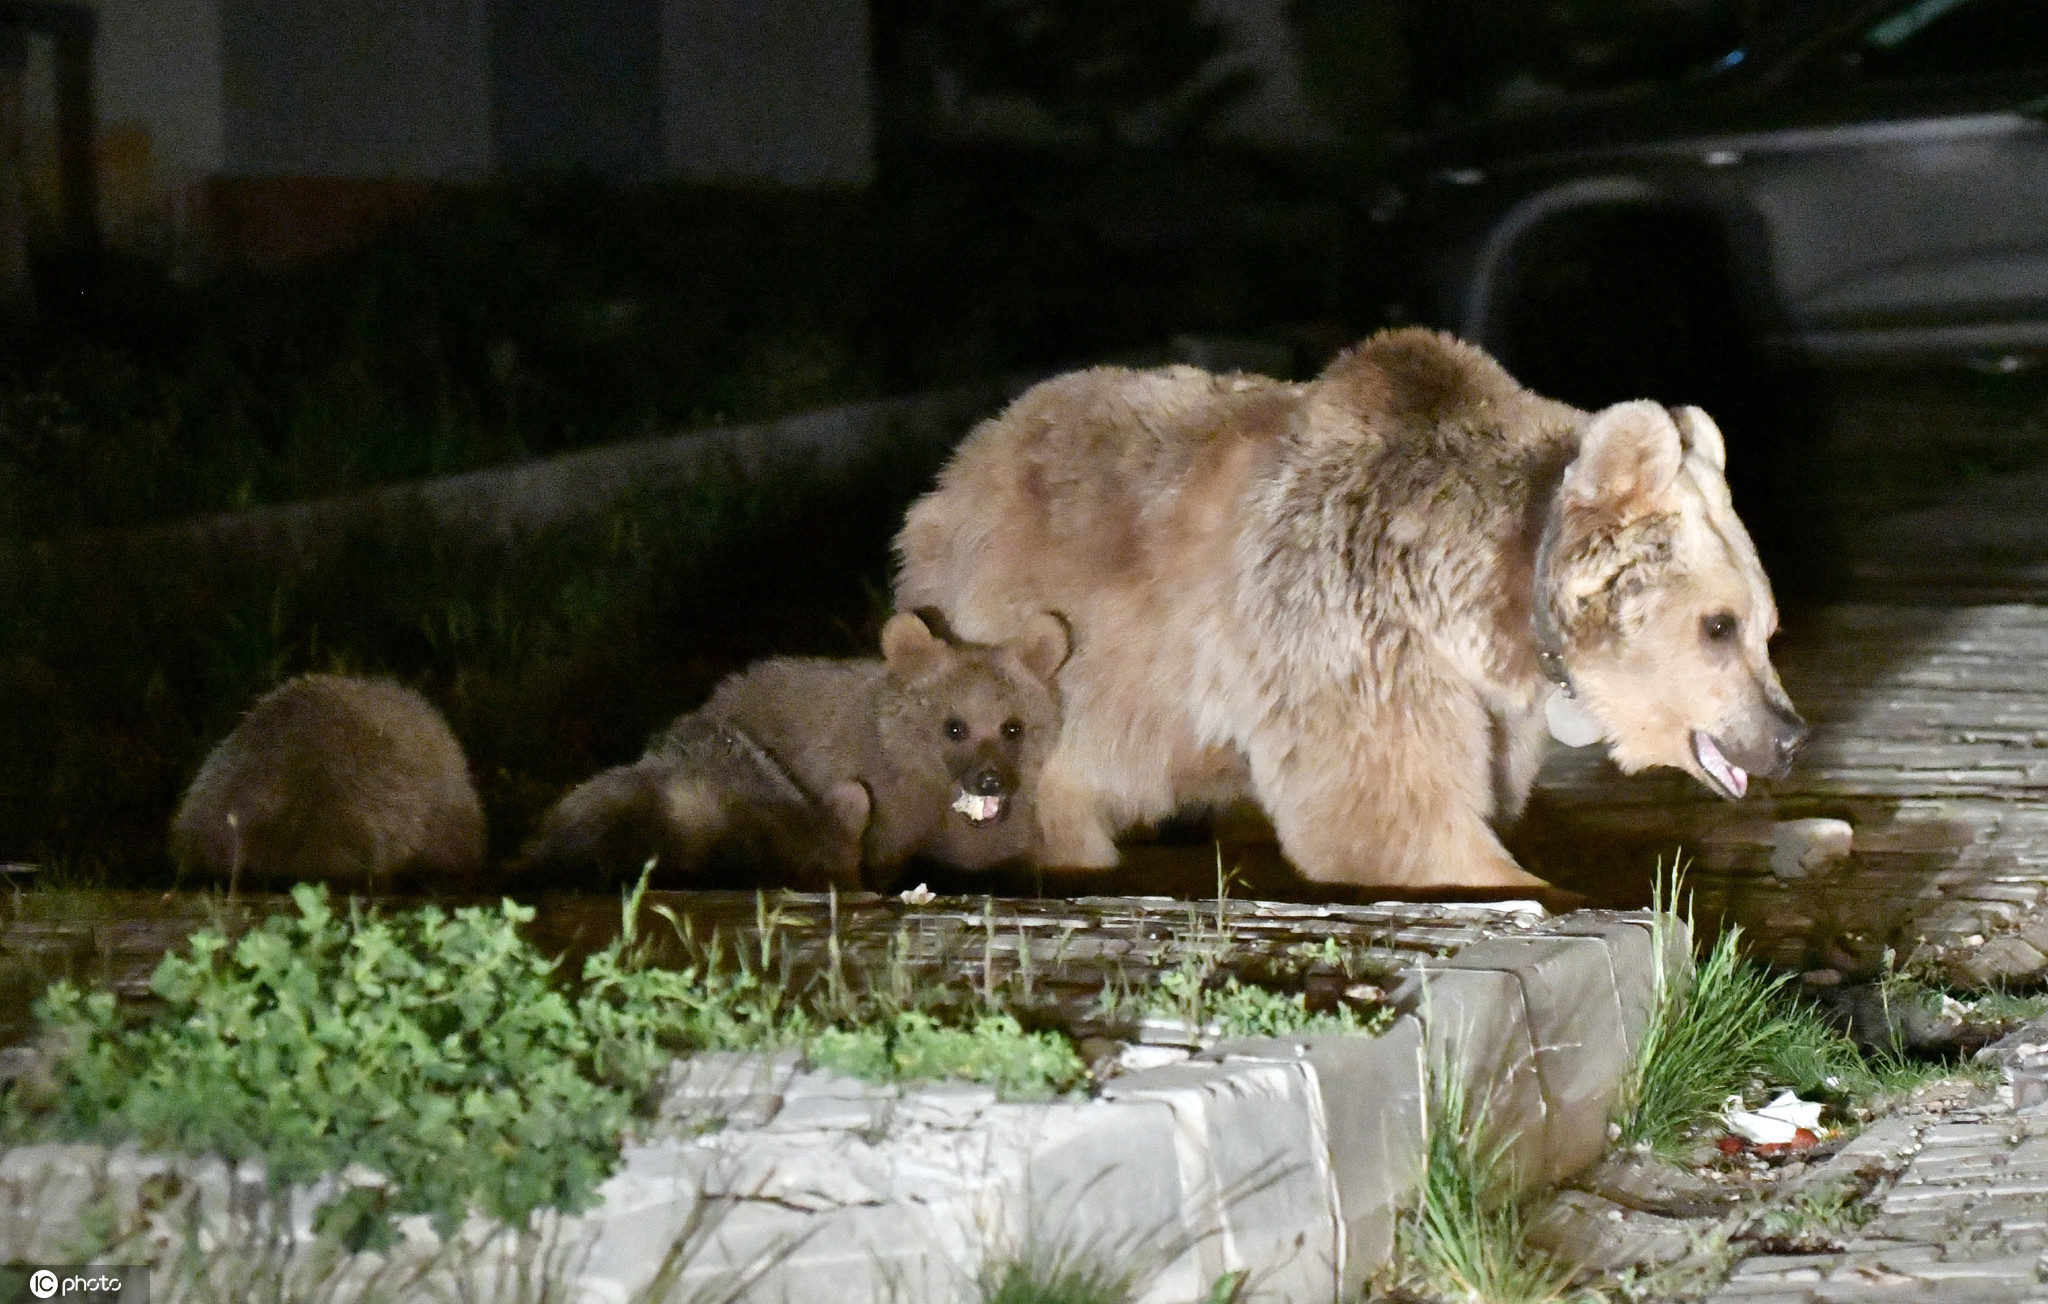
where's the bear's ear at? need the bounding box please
[1562,400,1684,519]
[880,610,946,678]
[1010,611,1071,683]
[824,780,871,837]
[1669,404,1726,473]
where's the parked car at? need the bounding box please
[1382,0,2048,411]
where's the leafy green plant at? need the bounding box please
[810,1010,1086,1097]
[7,884,679,1236]
[1148,967,1390,1040]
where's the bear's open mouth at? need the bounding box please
[1692,730,1749,801]
[951,790,1006,824]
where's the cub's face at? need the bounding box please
[877,611,1069,868]
[1546,403,1807,800]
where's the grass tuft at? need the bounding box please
[1618,866,1872,1156]
[1393,1047,1586,1304]
[979,1257,1135,1304]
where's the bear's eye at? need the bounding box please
[943,717,969,742]
[1001,718,1024,741]
[1702,612,1739,643]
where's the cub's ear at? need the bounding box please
[1010,611,1071,684]
[1669,405,1726,473]
[1562,400,1684,520]
[824,780,871,837]
[880,610,946,678]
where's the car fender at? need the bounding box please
[1452,172,1786,356]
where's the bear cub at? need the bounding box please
[523,610,1067,888]
[169,674,487,888]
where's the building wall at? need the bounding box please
[662,0,875,188]
[492,0,662,182]
[65,0,883,255]
[89,0,223,186]
[219,0,492,180]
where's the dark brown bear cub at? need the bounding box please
[169,674,486,888]
[523,611,1067,888]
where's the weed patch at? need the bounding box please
[1745,1179,1876,1253]
[1094,859,1397,1043]
[0,875,1114,1236]
[811,1010,1085,1096]
[1390,1052,1586,1304]
[2,883,706,1236]
[1615,873,1880,1157]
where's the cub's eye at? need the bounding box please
[1702,612,1739,643]
[1001,718,1025,741]
[943,717,969,742]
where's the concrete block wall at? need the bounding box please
[0,909,1679,1302]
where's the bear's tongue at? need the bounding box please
[1693,730,1748,800]
[951,790,1005,824]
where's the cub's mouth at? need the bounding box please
[951,789,1007,824]
[1692,730,1749,801]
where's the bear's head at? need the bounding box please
[877,609,1068,866]
[1539,401,1806,800]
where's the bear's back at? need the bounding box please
[169,674,485,885]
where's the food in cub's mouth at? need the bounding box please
[952,790,1005,823]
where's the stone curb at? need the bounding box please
[0,908,1679,1303]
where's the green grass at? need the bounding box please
[977,1253,1244,1304]
[1747,1179,1876,1252]
[1095,855,1398,1043]
[1615,869,2003,1159]
[810,1010,1086,1096]
[1616,874,1867,1157]
[979,1258,1136,1304]
[0,873,1095,1241]
[1391,1052,1587,1304]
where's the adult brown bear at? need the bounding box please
[894,328,1804,890]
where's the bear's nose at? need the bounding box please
[970,768,1006,797]
[1773,704,1809,767]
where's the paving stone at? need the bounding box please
[1952,936,2048,989]
[1010,1097,1206,1301]
[1542,911,1670,1058]
[656,1048,802,1129]
[1575,1151,1750,1218]
[763,1072,898,1132]
[892,1082,999,1130]
[1525,1187,1712,1270]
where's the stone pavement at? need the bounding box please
[1708,1097,2048,1302]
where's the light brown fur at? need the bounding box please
[895,328,1803,890]
[524,612,1069,889]
[168,674,486,888]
